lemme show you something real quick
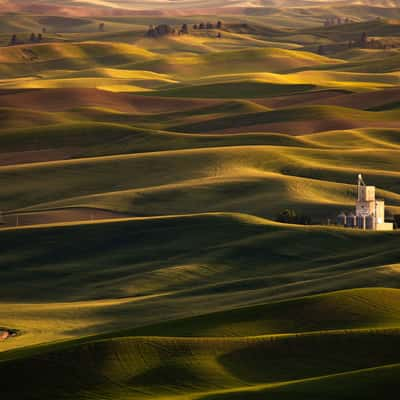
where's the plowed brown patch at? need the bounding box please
[0,89,222,113]
[317,87,400,110]
[0,149,79,166]
[2,208,129,227]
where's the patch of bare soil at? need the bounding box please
[0,89,223,114]
[2,208,130,228]
[0,149,79,166]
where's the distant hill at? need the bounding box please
[3,0,400,17]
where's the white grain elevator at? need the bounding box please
[338,174,393,231]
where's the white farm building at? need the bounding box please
[337,174,393,231]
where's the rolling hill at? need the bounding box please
[1,213,400,350]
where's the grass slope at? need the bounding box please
[2,329,400,399]
[1,213,400,352]
[128,288,400,337]
[172,105,400,133]
[2,144,400,220]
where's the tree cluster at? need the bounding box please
[146,24,176,38]
[9,32,44,46]
[180,24,189,35]
[193,21,223,30]
[276,209,312,225]
[348,32,397,50]
[324,16,353,27]
[146,21,223,38]
[30,33,43,42]
[317,31,397,55]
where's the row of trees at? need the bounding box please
[146,21,223,38]
[7,23,106,46]
[9,32,44,46]
[323,16,354,27]
[351,32,396,49]
[146,24,175,38]
[194,21,223,30]
[318,31,397,55]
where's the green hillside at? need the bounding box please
[2,330,400,399]
[172,105,400,132]
[2,143,400,221]
[129,287,400,337]
[1,213,400,353]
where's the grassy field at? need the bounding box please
[1,2,400,399]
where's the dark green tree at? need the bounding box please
[181,23,189,34]
[10,34,17,45]
[146,24,174,38]
[360,31,368,47]
[276,209,312,225]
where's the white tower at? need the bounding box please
[355,174,393,231]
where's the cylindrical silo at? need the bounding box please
[357,215,366,230]
[366,215,376,230]
[346,212,356,228]
[337,212,347,226]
